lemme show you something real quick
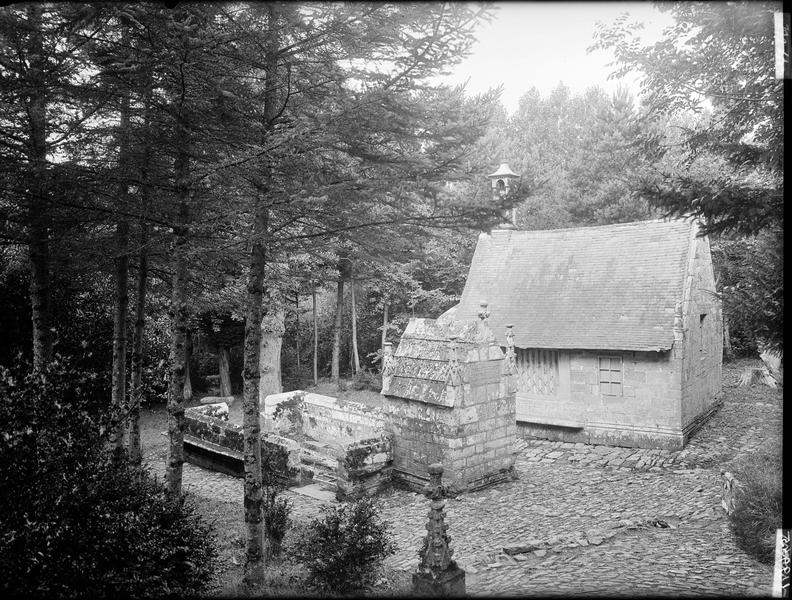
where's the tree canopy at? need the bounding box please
[591,1,783,237]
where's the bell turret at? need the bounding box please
[487,163,520,229]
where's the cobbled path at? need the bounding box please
[143,373,780,596]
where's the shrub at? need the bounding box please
[287,497,396,593]
[263,487,292,560]
[0,358,218,598]
[350,368,382,391]
[728,451,782,564]
[261,449,293,561]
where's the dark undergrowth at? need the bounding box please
[728,449,783,564]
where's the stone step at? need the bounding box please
[301,459,337,488]
[292,482,336,502]
[301,446,339,470]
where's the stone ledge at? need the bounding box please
[501,517,677,557]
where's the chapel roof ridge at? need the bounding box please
[486,217,694,236]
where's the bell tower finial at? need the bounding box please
[487,163,520,229]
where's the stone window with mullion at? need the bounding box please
[598,355,623,396]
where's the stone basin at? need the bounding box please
[183,392,394,500]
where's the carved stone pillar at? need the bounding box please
[503,324,517,394]
[412,463,466,596]
[381,341,394,394]
[477,301,490,324]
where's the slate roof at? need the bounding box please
[452,219,696,352]
[385,318,502,406]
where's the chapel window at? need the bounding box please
[598,355,622,396]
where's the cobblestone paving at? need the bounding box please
[142,375,780,596]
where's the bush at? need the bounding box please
[287,497,396,593]
[728,451,782,564]
[350,368,381,391]
[0,358,217,598]
[263,487,292,560]
[259,448,293,561]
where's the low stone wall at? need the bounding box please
[184,403,301,485]
[302,394,386,447]
[187,401,393,500]
[336,435,394,501]
[264,391,386,447]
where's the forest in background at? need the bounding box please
[0,1,782,588]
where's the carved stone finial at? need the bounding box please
[381,342,395,394]
[413,463,465,595]
[424,463,445,500]
[478,301,490,324]
[503,324,517,380]
[445,336,463,388]
[416,463,456,573]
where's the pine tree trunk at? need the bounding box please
[723,312,733,360]
[29,215,52,372]
[110,218,130,451]
[218,346,233,396]
[295,294,301,379]
[110,83,132,452]
[184,330,193,402]
[381,297,389,369]
[166,115,190,497]
[128,221,148,464]
[127,69,153,465]
[26,5,53,372]
[313,288,318,386]
[242,5,280,578]
[351,277,360,374]
[331,276,344,385]
[166,225,188,496]
[242,199,268,583]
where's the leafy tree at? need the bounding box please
[288,497,396,593]
[470,83,658,232]
[0,5,112,370]
[592,1,783,352]
[203,3,509,578]
[0,357,216,598]
[592,1,782,235]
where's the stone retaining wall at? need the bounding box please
[264,391,386,445]
[184,403,302,485]
[336,435,394,500]
[301,394,386,446]
[186,401,393,500]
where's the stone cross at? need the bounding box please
[413,463,466,596]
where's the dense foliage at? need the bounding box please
[592,1,783,353]
[0,359,217,598]
[728,450,783,564]
[0,2,782,591]
[475,83,658,231]
[287,497,396,593]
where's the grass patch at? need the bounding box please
[188,495,246,594]
[728,449,783,564]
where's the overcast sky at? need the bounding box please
[441,2,677,114]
